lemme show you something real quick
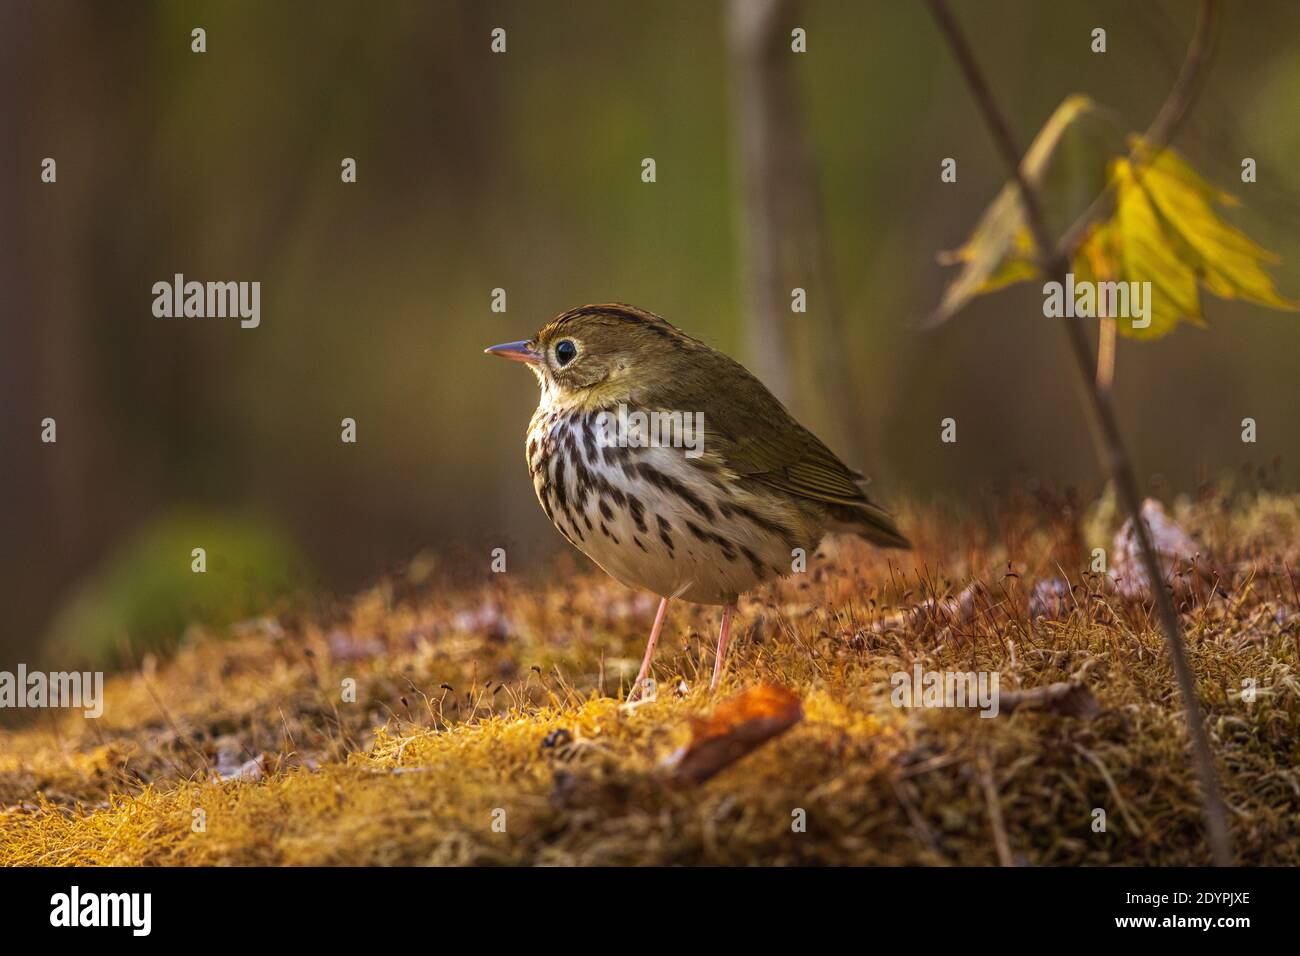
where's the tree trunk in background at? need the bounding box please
[727,0,790,404]
[725,0,866,467]
[0,1,46,663]
[2,8,170,661]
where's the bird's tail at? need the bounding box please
[828,501,911,549]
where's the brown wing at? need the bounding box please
[645,344,910,548]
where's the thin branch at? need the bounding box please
[1055,0,1223,260]
[978,751,1014,867]
[925,0,1233,866]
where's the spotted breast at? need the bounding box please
[527,404,820,605]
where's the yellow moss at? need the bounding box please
[2,493,1298,865]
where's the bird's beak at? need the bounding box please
[483,340,541,365]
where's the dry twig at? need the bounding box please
[925,0,1232,865]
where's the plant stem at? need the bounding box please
[925,0,1233,866]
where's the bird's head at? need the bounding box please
[484,304,689,408]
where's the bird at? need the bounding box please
[486,303,908,697]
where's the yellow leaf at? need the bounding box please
[1135,141,1298,314]
[1085,146,1298,339]
[1104,157,1204,339]
[927,94,1116,327]
[933,113,1297,340]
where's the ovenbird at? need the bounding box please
[486,304,908,696]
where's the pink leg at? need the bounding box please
[710,604,737,691]
[630,596,669,699]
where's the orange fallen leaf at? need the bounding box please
[660,684,803,787]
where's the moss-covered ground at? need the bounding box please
[3,490,1298,865]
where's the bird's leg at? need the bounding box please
[710,603,737,691]
[629,596,669,701]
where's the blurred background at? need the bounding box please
[2,0,1297,665]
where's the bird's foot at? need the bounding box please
[620,677,658,713]
[709,603,738,691]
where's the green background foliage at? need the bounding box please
[2,0,1297,660]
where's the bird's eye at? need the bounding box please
[555,340,578,367]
